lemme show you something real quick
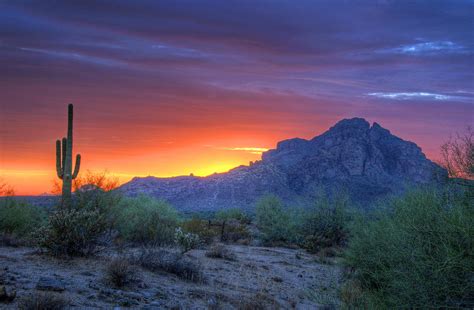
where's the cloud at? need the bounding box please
[216,147,269,155]
[378,41,468,55]
[367,92,459,101]
[19,47,126,67]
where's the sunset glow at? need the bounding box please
[1,1,473,195]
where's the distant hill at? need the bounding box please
[1,195,60,208]
[119,118,447,212]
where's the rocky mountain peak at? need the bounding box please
[119,118,446,212]
[330,117,370,131]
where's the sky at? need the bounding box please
[0,0,473,195]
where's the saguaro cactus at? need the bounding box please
[56,104,81,208]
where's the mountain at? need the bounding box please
[119,118,446,212]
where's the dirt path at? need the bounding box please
[0,245,341,309]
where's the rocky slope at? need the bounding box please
[119,118,446,212]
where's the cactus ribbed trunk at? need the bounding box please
[62,104,74,207]
[56,104,81,208]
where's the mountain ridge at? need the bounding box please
[119,118,446,212]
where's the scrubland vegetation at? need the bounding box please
[344,188,473,308]
[1,180,471,308]
[115,195,179,246]
[0,197,45,245]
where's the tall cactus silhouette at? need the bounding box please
[56,104,81,208]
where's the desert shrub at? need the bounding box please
[220,219,251,243]
[182,216,250,244]
[205,243,236,261]
[73,171,123,228]
[214,208,252,243]
[339,279,368,308]
[75,186,121,211]
[135,249,203,282]
[182,218,218,244]
[54,171,121,210]
[344,189,474,308]
[255,195,287,243]
[174,227,200,253]
[216,208,251,224]
[115,195,178,245]
[105,257,138,288]
[255,195,297,244]
[299,193,350,253]
[19,292,69,310]
[0,198,46,239]
[37,208,107,257]
[75,188,121,227]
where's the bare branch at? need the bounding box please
[440,127,473,180]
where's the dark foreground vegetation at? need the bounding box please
[345,188,473,308]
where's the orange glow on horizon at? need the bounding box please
[0,145,266,196]
[0,100,454,197]
[0,139,442,196]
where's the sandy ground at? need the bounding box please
[0,245,342,309]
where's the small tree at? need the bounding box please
[0,179,14,196]
[255,195,290,244]
[440,127,473,182]
[300,192,350,253]
[115,195,179,245]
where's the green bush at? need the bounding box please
[74,188,122,230]
[299,193,350,253]
[182,218,218,244]
[37,208,108,257]
[115,195,179,245]
[215,208,251,224]
[0,198,46,239]
[344,189,474,308]
[174,227,200,253]
[255,195,296,244]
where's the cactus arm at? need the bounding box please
[72,154,81,179]
[56,140,63,179]
[62,137,67,173]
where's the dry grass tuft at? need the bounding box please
[105,257,139,288]
[19,292,69,310]
[205,243,236,261]
[135,249,203,283]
